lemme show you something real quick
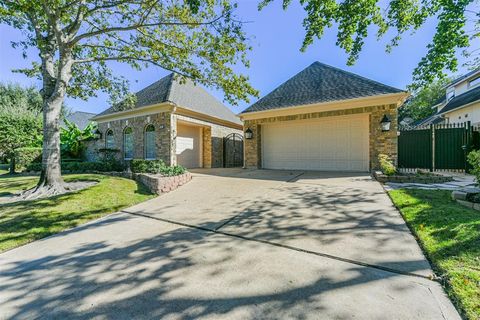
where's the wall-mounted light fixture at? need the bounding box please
[380,114,392,132]
[245,128,253,139]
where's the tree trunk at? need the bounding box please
[21,51,73,199]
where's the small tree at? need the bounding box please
[60,119,95,159]
[0,108,42,174]
[0,0,257,198]
[399,78,451,122]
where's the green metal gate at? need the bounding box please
[398,128,432,170]
[398,122,474,171]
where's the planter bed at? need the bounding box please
[373,171,453,184]
[22,170,192,195]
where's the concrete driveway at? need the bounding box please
[0,169,460,319]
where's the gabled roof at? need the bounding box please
[242,61,404,113]
[94,73,241,125]
[448,68,480,88]
[61,111,96,129]
[438,85,480,115]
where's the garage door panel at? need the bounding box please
[262,115,369,172]
[176,124,202,168]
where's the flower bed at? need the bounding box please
[373,171,453,184]
[133,172,192,195]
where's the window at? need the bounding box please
[469,76,480,88]
[123,127,134,159]
[105,129,114,149]
[144,124,156,159]
[446,90,455,101]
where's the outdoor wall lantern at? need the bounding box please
[380,114,392,132]
[245,128,253,139]
[93,129,102,140]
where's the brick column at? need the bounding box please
[202,126,212,168]
[244,121,261,168]
[369,104,398,170]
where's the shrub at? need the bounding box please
[130,159,186,176]
[131,159,166,174]
[25,159,124,173]
[160,165,186,176]
[378,154,396,176]
[14,147,42,171]
[467,150,480,185]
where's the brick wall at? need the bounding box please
[243,103,398,170]
[87,112,242,168]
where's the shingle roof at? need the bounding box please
[61,111,96,129]
[95,73,241,125]
[448,68,480,87]
[438,85,480,115]
[242,61,404,113]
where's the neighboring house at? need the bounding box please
[415,68,480,127]
[61,111,96,129]
[240,62,408,171]
[88,73,242,168]
[436,68,480,125]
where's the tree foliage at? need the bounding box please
[0,82,42,114]
[399,78,450,121]
[261,0,477,89]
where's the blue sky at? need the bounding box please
[0,0,472,115]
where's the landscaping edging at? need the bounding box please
[16,170,192,195]
[373,171,453,184]
[133,172,192,195]
[100,171,192,195]
[451,188,480,211]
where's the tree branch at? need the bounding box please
[69,14,224,45]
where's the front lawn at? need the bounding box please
[0,173,155,253]
[389,189,480,320]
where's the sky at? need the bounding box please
[0,0,473,115]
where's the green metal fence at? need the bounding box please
[398,122,474,172]
[398,128,432,170]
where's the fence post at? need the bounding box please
[430,124,435,172]
[464,121,472,173]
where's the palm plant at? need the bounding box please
[60,119,95,159]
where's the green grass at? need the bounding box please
[0,163,9,175]
[0,173,155,253]
[389,189,480,320]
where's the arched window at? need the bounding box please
[123,127,134,160]
[105,129,114,149]
[144,124,156,159]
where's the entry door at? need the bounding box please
[176,124,202,168]
[261,114,369,171]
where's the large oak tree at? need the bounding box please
[0,0,257,198]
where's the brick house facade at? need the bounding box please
[87,74,242,168]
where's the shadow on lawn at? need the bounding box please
[0,176,151,252]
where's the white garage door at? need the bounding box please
[176,124,202,168]
[262,114,369,171]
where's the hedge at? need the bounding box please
[14,147,42,171]
[130,159,186,176]
[25,160,125,173]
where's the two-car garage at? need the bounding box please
[261,114,370,172]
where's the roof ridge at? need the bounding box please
[165,73,175,102]
[311,61,403,92]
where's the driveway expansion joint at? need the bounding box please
[122,209,437,282]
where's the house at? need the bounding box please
[61,111,96,129]
[240,62,409,171]
[88,73,242,168]
[434,68,480,125]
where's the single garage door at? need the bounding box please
[262,114,369,171]
[176,123,202,168]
